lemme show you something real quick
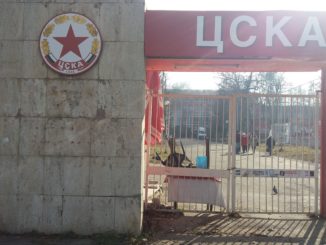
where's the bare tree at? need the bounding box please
[256,72,286,94]
[217,72,285,95]
[216,72,286,133]
[217,72,257,94]
[159,72,168,93]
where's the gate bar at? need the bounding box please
[315,92,320,215]
[229,95,237,213]
[144,90,153,205]
[320,69,326,218]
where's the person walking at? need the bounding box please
[266,133,275,156]
[236,131,241,154]
[250,133,258,153]
[241,133,249,153]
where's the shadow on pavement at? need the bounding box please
[145,211,326,244]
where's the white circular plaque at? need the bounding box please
[40,13,102,75]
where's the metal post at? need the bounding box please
[206,137,210,169]
[144,90,153,205]
[228,95,237,213]
[320,69,326,218]
[226,98,231,213]
[315,92,320,216]
[205,137,213,211]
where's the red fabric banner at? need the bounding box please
[145,71,164,145]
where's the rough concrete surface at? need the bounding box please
[144,212,326,245]
[0,0,145,235]
[0,236,96,245]
[0,212,325,244]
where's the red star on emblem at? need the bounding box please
[53,25,88,59]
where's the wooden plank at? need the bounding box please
[147,166,229,178]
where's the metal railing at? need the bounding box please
[144,92,320,214]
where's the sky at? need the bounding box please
[164,72,321,91]
[146,0,326,12]
[146,0,325,91]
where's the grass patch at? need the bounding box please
[149,141,318,163]
[93,232,149,245]
[257,144,317,162]
[93,232,127,245]
[1,230,150,245]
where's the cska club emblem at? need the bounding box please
[40,13,102,75]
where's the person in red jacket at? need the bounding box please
[241,133,249,153]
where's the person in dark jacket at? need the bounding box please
[250,133,258,153]
[266,135,275,156]
[236,131,241,154]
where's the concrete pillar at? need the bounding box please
[0,1,145,235]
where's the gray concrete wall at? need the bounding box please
[0,0,145,235]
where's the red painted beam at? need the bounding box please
[145,11,326,60]
[146,58,324,72]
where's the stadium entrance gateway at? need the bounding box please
[144,11,326,216]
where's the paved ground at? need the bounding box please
[0,213,325,244]
[0,236,96,245]
[144,211,326,245]
[143,141,323,244]
[0,232,138,245]
[149,141,318,213]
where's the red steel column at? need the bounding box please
[321,69,326,217]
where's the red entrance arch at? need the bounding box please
[145,10,326,217]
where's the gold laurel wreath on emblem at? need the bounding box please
[91,38,99,55]
[72,15,87,24]
[43,24,55,37]
[54,15,69,24]
[41,39,49,55]
[41,14,100,58]
[86,23,98,37]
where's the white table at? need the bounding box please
[166,176,225,208]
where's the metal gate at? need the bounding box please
[231,94,320,214]
[144,92,320,214]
